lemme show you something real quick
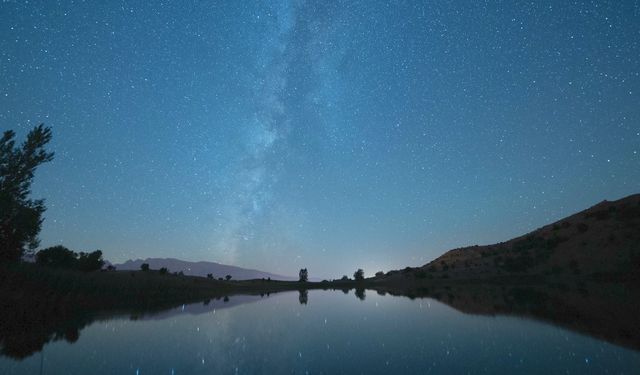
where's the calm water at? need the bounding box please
[1,289,639,374]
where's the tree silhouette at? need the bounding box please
[140,263,150,271]
[299,268,308,282]
[0,124,54,262]
[159,267,168,274]
[35,245,76,268]
[225,274,232,281]
[76,250,104,271]
[207,273,213,279]
[354,269,364,281]
[35,246,103,271]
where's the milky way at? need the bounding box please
[1,1,639,278]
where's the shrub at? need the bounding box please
[140,263,150,271]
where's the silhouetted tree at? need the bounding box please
[299,268,308,282]
[354,269,364,281]
[225,274,232,281]
[36,245,76,268]
[341,275,349,281]
[218,277,223,281]
[207,273,213,279]
[159,267,168,275]
[106,265,116,271]
[0,124,54,262]
[35,246,103,271]
[76,250,104,271]
[140,263,150,271]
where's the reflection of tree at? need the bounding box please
[0,298,92,359]
[355,287,366,301]
[298,289,308,305]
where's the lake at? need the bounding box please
[1,285,639,374]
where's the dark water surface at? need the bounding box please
[1,286,639,374]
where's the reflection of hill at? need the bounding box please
[0,263,249,360]
[374,281,640,352]
[137,295,266,320]
[0,289,267,360]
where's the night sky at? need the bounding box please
[1,1,639,278]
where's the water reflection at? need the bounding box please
[298,289,308,305]
[376,281,640,352]
[0,281,638,362]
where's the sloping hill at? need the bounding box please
[115,258,296,281]
[385,194,640,280]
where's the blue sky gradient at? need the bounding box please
[1,1,639,278]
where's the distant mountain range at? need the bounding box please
[383,193,640,280]
[114,258,296,281]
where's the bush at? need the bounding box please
[225,275,232,281]
[159,267,168,275]
[140,263,150,271]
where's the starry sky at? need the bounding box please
[1,1,639,278]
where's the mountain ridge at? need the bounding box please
[114,257,296,281]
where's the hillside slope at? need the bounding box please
[386,194,640,280]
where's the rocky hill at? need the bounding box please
[384,194,640,280]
